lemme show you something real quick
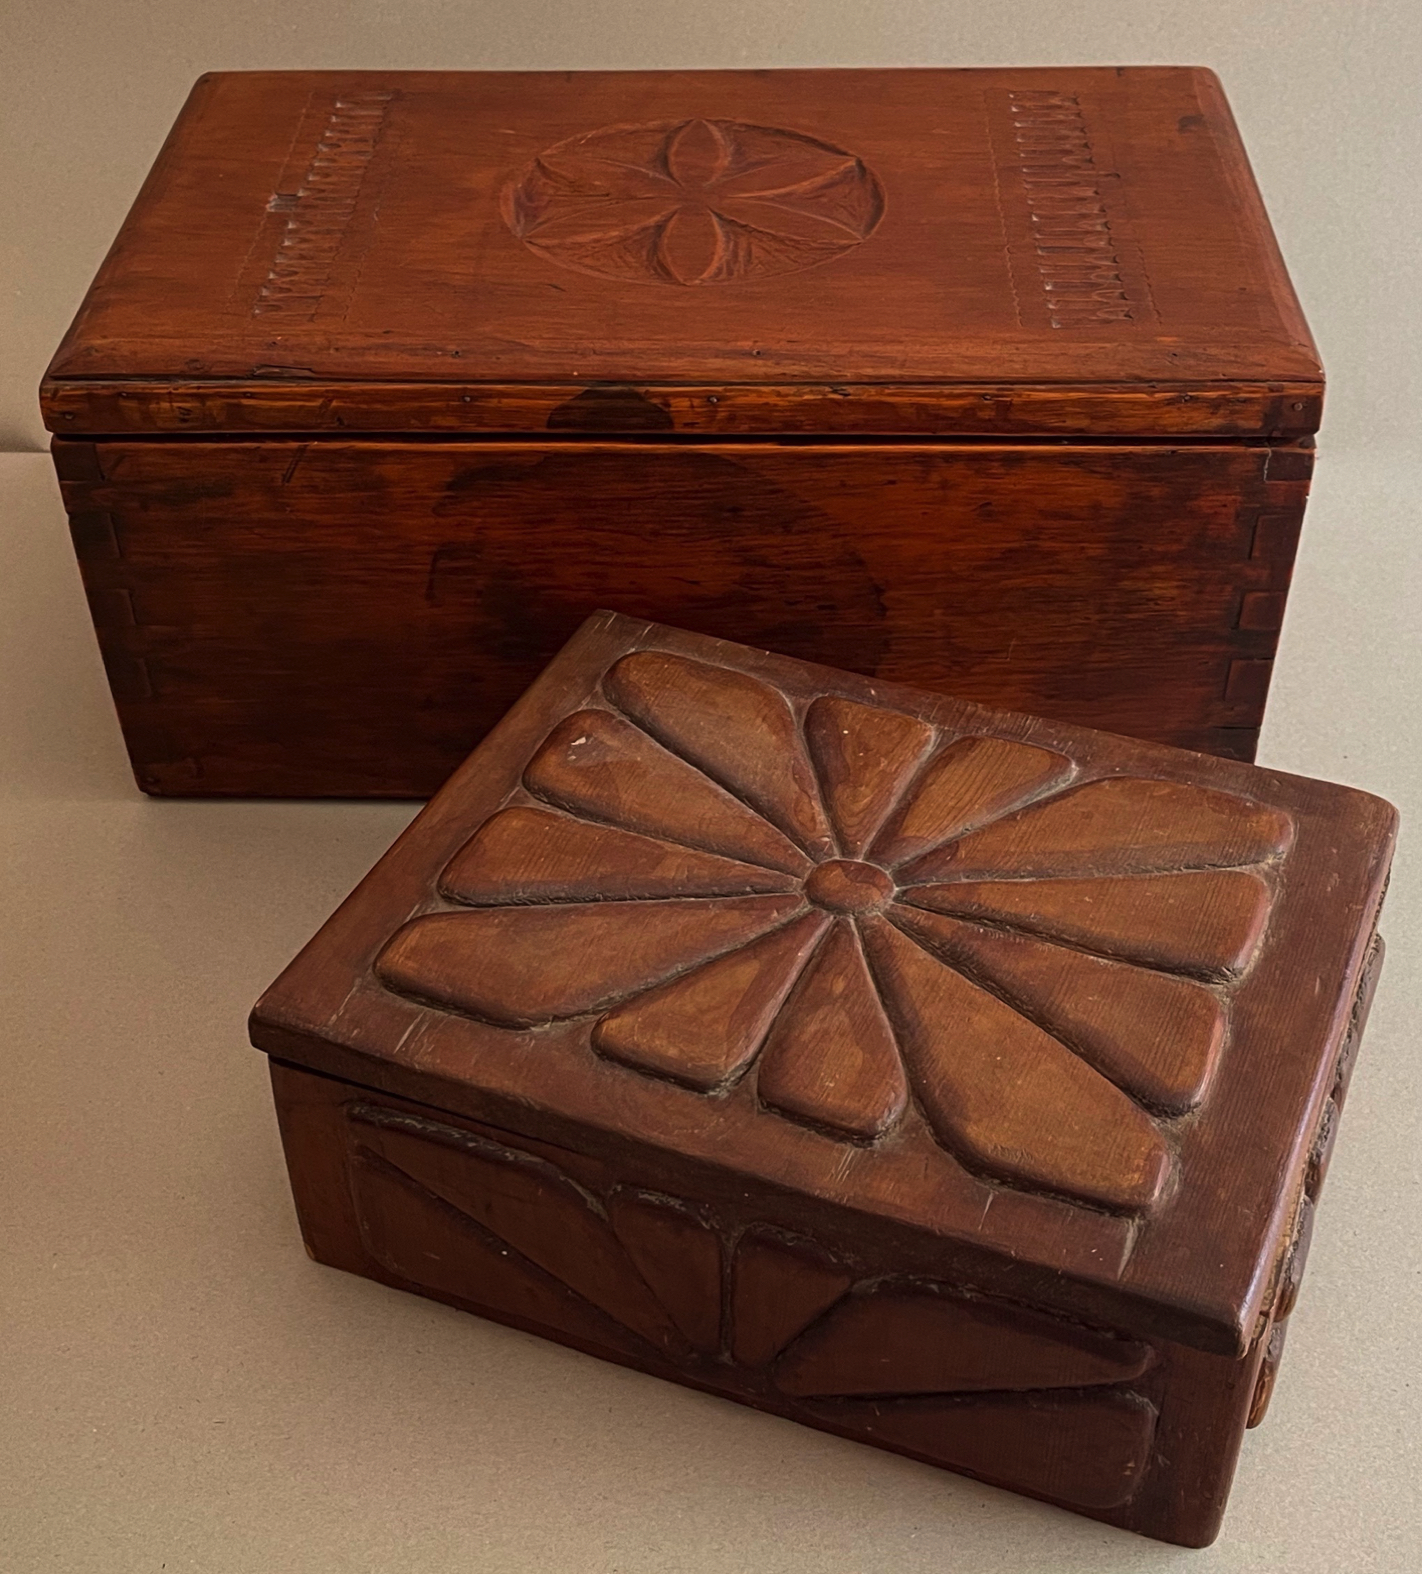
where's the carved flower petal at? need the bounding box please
[376,895,806,1029]
[712,192,873,245]
[757,921,907,1139]
[522,214,676,283]
[892,907,1224,1113]
[525,709,811,877]
[716,158,883,239]
[593,911,829,1089]
[439,806,800,906]
[861,915,1170,1211]
[608,1192,723,1353]
[710,126,864,201]
[509,195,678,247]
[905,775,1295,882]
[543,123,687,186]
[698,211,859,281]
[872,736,1074,868]
[904,870,1271,981]
[664,117,733,188]
[804,695,935,857]
[774,1285,1152,1397]
[607,652,832,858]
[503,148,676,235]
[654,205,729,285]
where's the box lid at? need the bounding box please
[46,67,1321,439]
[250,613,1393,1356]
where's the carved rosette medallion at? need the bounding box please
[501,118,884,286]
[377,652,1293,1214]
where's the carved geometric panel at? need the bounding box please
[376,650,1294,1214]
[502,118,885,288]
[346,1104,1158,1512]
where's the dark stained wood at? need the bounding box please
[44,67,1321,797]
[608,1192,724,1354]
[773,1286,1154,1395]
[728,1233,854,1368]
[56,436,1311,795]
[43,378,1324,440]
[901,870,1272,980]
[254,615,1392,1545]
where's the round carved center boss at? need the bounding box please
[502,117,884,287]
[804,859,895,915]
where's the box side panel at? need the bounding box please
[269,1058,1251,1545]
[1244,932,1386,1430]
[54,438,1311,796]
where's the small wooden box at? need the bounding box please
[251,613,1393,1546]
[47,66,1319,796]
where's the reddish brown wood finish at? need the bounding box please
[252,615,1393,1545]
[44,67,1320,797]
[43,69,1317,419]
[53,436,1311,795]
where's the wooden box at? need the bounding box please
[45,67,1321,797]
[250,613,1394,1546]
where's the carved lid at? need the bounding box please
[46,68,1320,438]
[251,614,1393,1355]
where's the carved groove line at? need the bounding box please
[252,92,394,318]
[1006,90,1133,328]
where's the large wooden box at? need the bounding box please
[46,67,1321,796]
[250,614,1394,1545]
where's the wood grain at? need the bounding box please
[56,437,1311,795]
[252,614,1394,1545]
[43,68,1319,416]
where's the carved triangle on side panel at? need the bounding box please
[796,1390,1157,1511]
[524,708,811,876]
[730,1232,855,1368]
[440,806,801,905]
[774,1286,1153,1397]
[356,1119,686,1353]
[349,1150,663,1361]
[608,1192,724,1354]
[605,652,832,857]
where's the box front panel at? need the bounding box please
[55,438,1309,795]
[269,1059,1258,1546]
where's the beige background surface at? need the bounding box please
[2,3,1420,1571]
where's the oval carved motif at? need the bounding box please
[502,117,885,287]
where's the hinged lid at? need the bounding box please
[46,67,1320,438]
[251,614,1393,1356]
